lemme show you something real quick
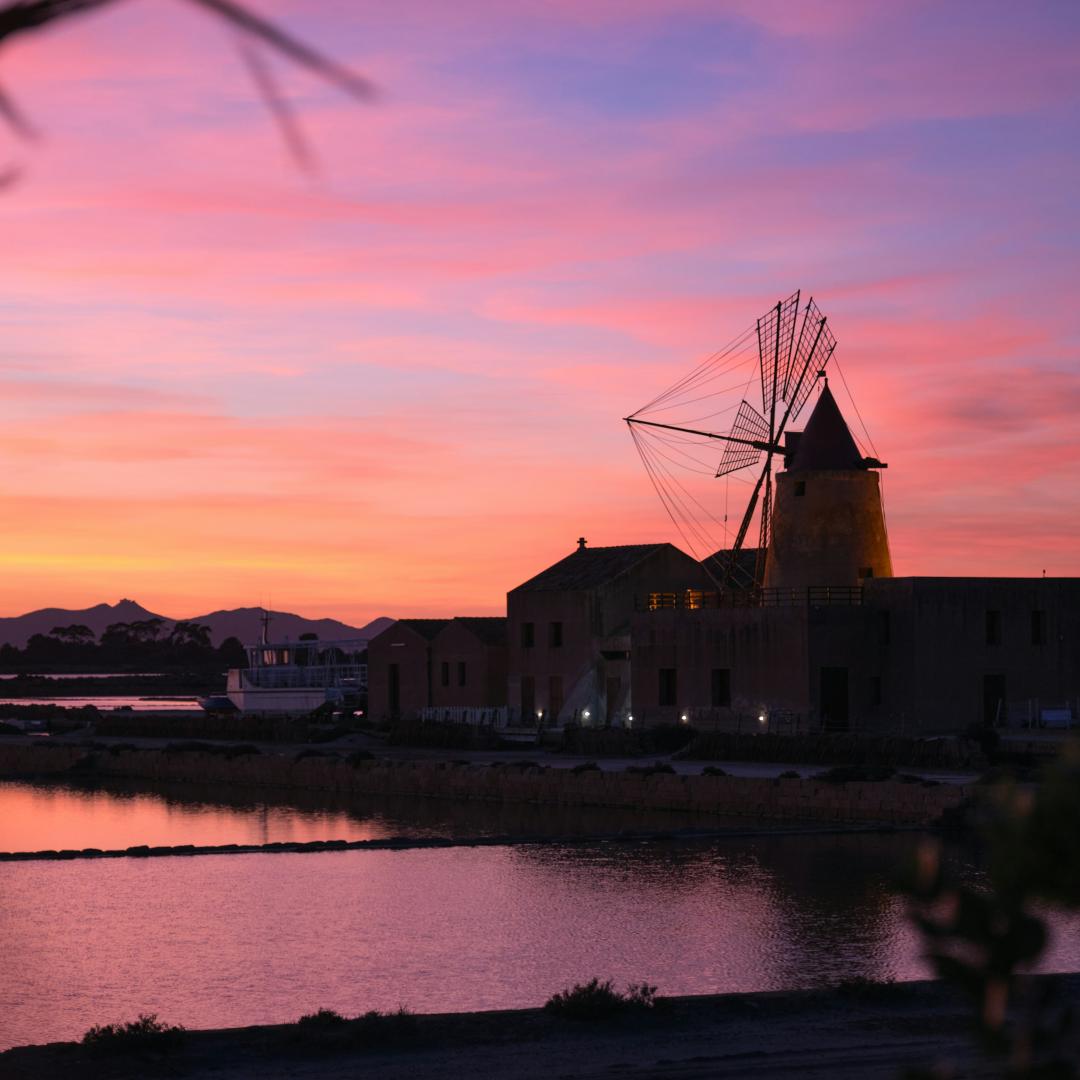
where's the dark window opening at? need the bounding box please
[986,610,1002,646]
[794,480,806,496]
[440,661,449,687]
[549,621,563,648]
[1032,610,1046,646]
[388,663,400,714]
[457,661,467,687]
[878,611,891,646]
[869,675,882,707]
[658,668,677,707]
[710,668,731,707]
[521,621,535,648]
[858,566,874,579]
[520,675,535,720]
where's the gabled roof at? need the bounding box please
[702,547,762,584]
[788,383,865,471]
[393,618,451,641]
[511,544,672,593]
[451,616,507,646]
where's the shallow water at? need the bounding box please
[0,778,733,850]
[2,785,1078,1052]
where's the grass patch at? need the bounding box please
[544,979,659,1021]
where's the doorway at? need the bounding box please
[820,667,849,730]
[983,673,1006,727]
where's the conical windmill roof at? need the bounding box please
[789,382,864,471]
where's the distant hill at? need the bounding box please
[190,609,395,647]
[0,600,394,648]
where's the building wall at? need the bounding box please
[869,577,1080,732]
[631,605,811,727]
[629,577,1080,735]
[430,622,507,707]
[507,546,711,725]
[366,625,434,719]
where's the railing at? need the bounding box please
[417,706,516,729]
[242,663,368,690]
[639,586,863,611]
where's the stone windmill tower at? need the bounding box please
[626,290,892,593]
[765,381,892,589]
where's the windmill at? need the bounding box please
[625,290,837,591]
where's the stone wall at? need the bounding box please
[0,741,970,827]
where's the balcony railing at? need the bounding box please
[640,586,864,611]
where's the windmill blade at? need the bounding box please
[716,399,769,478]
[784,298,837,425]
[757,290,800,420]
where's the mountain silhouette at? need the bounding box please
[0,601,393,648]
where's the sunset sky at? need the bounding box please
[1,0,1078,623]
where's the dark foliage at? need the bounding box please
[81,1013,185,1053]
[702,765,728,777]
[544,979,659,1021]
[625,762,676,776]
[571,761,601,773]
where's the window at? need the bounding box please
[658,668,677,707]
[869,675,882,707]
[521,621,535,648]
[858,566,874,579]
[1032,610,1046,646]
[549,621,563,647]
[440,661,450,687]
[457,661,467,687]
[986,610,1002,646]
[710,668,731,707]
[794,480,806,496]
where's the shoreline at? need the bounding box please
[0,820,917,862]
[3,979,1070,1079]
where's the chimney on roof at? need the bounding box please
[577,537,587,552]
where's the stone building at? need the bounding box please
[631,388,1080,734]
[429,617,508,708]
[507,540,711,726]
[366,618,449,719]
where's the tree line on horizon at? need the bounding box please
[0,619,247,673]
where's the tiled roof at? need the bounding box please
[451,616,508,646]
[511,544,671,593]
[393,618,451,641]
[701,547,762,584]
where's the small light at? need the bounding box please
[627,713,633,724]
[758,713,766,724]
[582,709,591,720]
[680,713,689,724]
[536,710,543,719]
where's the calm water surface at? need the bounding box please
[2,785,1079,1051]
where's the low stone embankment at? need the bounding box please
[0,741,971,832]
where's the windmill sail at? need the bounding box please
[716,399,769,478]
[625,289,838,592]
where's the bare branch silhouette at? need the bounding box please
[0,0,376,162]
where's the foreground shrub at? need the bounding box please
[351,1007,417,1046]
[702,765,728,777]
[297,1008,347,1029]
[544,979,659,1020]
[82,1014,185,1052]
[571,761,601,773]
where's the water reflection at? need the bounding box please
[0,778,760,852]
